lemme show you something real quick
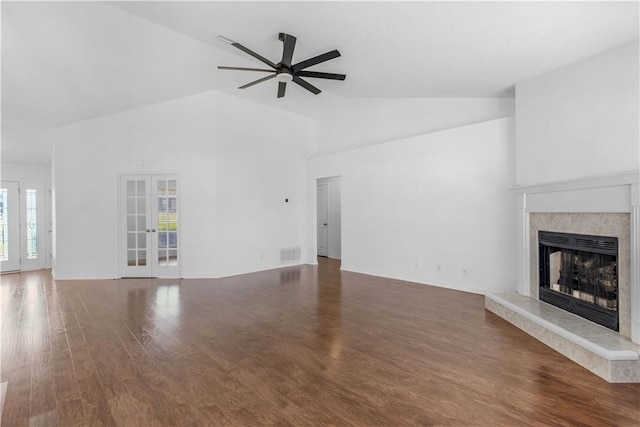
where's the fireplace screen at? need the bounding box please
[539,231,618,331]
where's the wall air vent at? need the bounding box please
[280,246,301,263]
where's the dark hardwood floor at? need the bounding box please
[1,258,639,426]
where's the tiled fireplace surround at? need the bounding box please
[529,213,631,336]
[486,171,640,382]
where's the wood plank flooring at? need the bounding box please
[1,258,639,426]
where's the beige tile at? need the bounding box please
[486,293,640,383]
[29,409,58,427]
[570,213,610,235]
[527,212,632,339]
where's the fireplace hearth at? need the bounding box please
[539,231,618,331]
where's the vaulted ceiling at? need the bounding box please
[2,1,639,163]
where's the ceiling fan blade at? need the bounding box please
[279,33,297,68]
[218,66,276,73]
[296,71,346,81]
[292,50,341,73]
[292,76,321,95]
[218,36,277,69]
[277,82,287,98]
[239,74,276,89]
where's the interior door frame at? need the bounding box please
[317,182,329,257]
[315,176,342,261]
[118,173,181,279]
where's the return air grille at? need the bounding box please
[280,246,301,263]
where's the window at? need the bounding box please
[0,188,8,261]
[26,189,38,259]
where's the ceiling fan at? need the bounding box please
[217,33,346,98]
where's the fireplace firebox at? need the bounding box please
[538,231,618,331]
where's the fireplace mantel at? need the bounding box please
[510,170,639,194]
[510,170,640,344]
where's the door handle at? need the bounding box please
[146,228,151,233]
[324,223,328,226]
[151,229,156,233]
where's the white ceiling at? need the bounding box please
[2,1,639,164]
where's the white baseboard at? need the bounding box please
[339,265,490,295]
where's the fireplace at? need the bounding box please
[539,231,618,331]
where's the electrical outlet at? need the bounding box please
[436,264,441,271]
[414,261,418,268]
[462,268,468,276]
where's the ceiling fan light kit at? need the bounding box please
[217,33,346,98]
[276,73,293,83]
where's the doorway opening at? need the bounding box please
[316,177,341,260]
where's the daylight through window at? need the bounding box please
[26,189,38,259]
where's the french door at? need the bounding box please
[120,175,180,278]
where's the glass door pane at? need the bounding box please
[122,176,151,276]
[25,189,38,260]
[0,181,21,272]
[21,182,45,271]
[0,188,8,261]
[126,178,148,267]
[156,179,178,268]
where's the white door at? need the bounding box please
[120,175,180,278]
[317,183,328,257]
[0,181,21,272]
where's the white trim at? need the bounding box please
[631,184,640,344]
[52,274,118,280]
[510,170,640,195]
[516,194,530,296]
[181,261,307,280]
[340,265,490,295]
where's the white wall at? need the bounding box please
[516,41,640,186]
[0,162,52,269]
[316,97,514,155]
[51,91,314,279]
[326,176,342,259]
[212,92,314,277]
[308,117,517,294]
